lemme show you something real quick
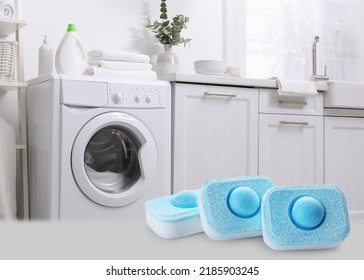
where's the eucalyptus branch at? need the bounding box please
[147,0,191,47]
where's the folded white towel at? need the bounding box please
[84,67,157,80]
[0,117,16,220]
[272,77,318,96]
[88,60,153,71]
[87,49,150,63]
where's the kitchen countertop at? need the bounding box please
[162,73,329,91]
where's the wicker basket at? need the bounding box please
[0,40,17,83]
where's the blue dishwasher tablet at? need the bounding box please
[198,176,275,240]
[145,190,203,239]
[261,185,350,250]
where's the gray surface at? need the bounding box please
[0,220,363,260]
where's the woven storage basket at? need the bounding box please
[0,40,17,83]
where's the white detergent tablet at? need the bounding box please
[145,190,203,239]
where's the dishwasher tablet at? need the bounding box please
[145,189,203,239]
[198,176,275,240]
[261,185,350,250]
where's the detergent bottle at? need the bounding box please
[38,35,54,76]
[55,23,87,74]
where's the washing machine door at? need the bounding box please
[71,112,157,207]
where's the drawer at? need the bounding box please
[259,88,323,115]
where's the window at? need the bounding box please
[224,0,363,81]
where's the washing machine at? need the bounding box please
[26,74,171,220]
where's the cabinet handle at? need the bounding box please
[278,100,308,106]
[204,92,237,98]
[279,121,309,127]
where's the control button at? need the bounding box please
[135,95,142,102]
[146,95,152,103]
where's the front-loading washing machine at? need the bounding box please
[26,74,171,220]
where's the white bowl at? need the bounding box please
[194,60,227,74]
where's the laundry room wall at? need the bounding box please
[22,0,224,80]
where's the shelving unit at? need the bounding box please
[0,0,28,219]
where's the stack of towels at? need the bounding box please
[0,1,14,19]
[85,49,156,80]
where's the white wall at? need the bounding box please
[22,0,224,80]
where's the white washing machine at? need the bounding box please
[26,74,171,220]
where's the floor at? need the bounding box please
[1,220,363,259]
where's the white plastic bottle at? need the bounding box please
[55,23,87,74]
[38,35,54,76]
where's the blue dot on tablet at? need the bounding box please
[228,187,261,218]
[171,190,198,208]
[290,196,326,230]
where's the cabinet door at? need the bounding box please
[325,117,364,217]
[173,83,258,193]
[259,114,324,186]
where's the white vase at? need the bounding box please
[156,44,179,78]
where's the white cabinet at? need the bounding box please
[172,83,258,193]
[325,116,364,218]
[258,89,324,186]
[259,114,324,186]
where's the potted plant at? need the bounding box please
[147,0,191,77]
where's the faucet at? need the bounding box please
[311,35,329,81]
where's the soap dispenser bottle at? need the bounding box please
[38,35,54,76]
[55,23,87,74]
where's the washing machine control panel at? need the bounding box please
[107,83,167,108]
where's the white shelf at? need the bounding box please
[0,18,27,38]
[0,81,27,90]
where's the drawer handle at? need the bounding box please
[278,100,308,106]
[279,121,309,127]
[204,92,237,98]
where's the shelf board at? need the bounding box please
[0,18,27,37]
[0,81,27,90]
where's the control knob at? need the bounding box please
[135,95,142,102]
[146,95,152,103]
[111,91,123,104]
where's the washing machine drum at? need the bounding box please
[71,112,157,207]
